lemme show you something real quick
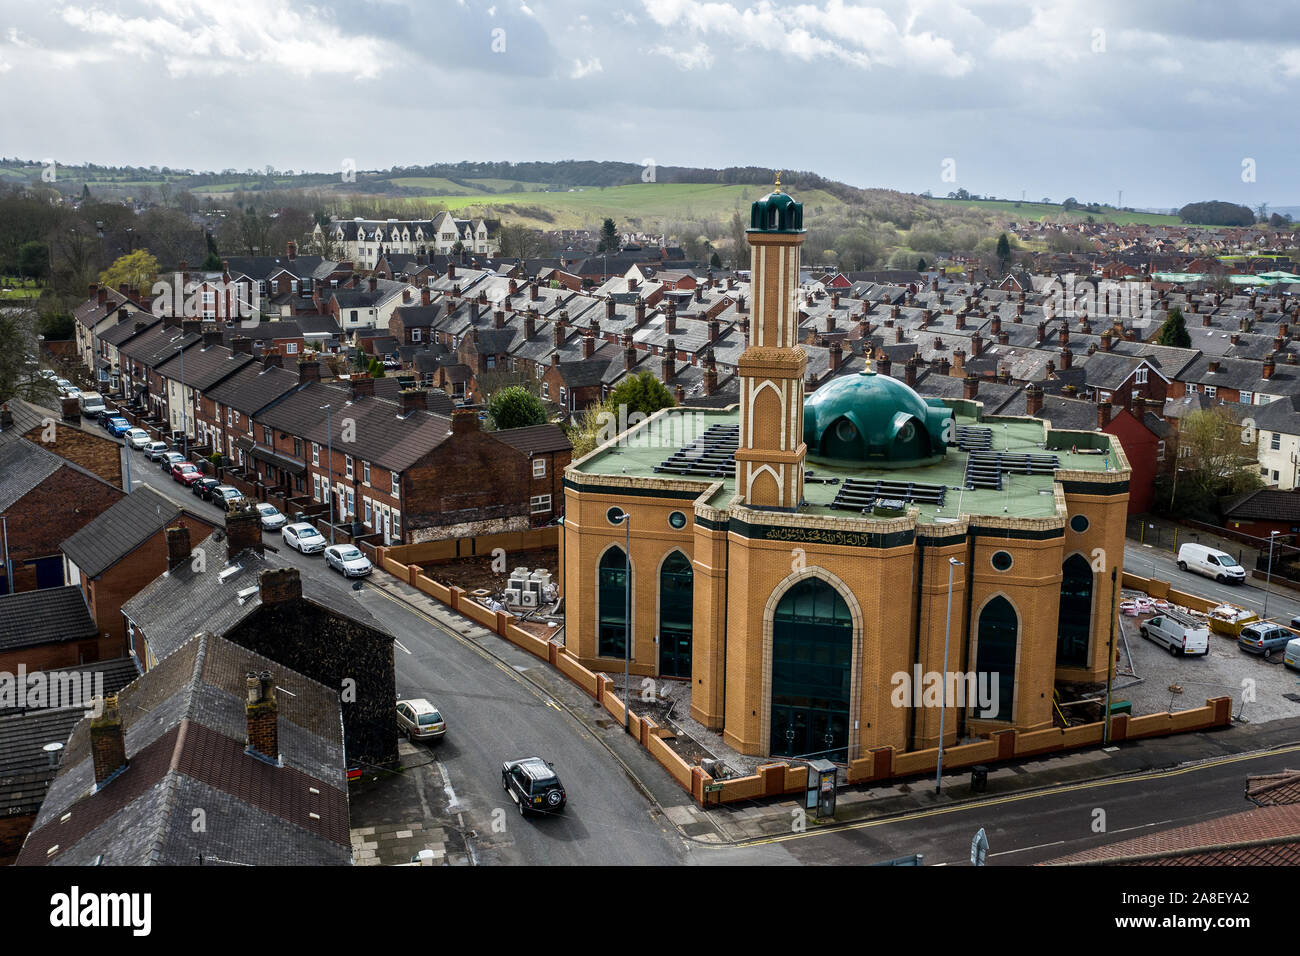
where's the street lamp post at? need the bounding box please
[321,403,335,544]
[610,507,632,732]
[936,556,963,795]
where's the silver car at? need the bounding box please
[255,502,287,530]
[324,544,373,577]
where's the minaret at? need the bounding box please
[735,174,807,509]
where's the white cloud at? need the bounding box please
[650,41,714,70]
[571,56,603,78]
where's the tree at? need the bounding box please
[1156,306,1192,349]
[487,385,547,430]
[608,369,675,418]
[201,251,223,271]
[916,258,927,272]
[498,223,543,259]
[0,308,57,404]
[995,233,1011,273]
[710,251,722,269]
[17,241,49,282]
[1159,408,1262,520]
[597,218,620,254]
[566,397,615,460]
[367,357,386,378]
[99,249,160,294]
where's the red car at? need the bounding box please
[170,461,202,486]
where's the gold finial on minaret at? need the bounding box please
[773,170,782,192]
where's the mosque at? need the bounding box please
[560,181,1130,762]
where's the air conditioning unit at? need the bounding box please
[521,591,539,608]
[504,588,522,606]
[523,578,541,594]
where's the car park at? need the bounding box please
[1140,611,1210,656]
[395,698,446,742]
[324,544,372,577]
[1176,543,1246,584]
[143,441,170,461]
[211,485,245,508]
[254,502,287,530]
[1237,622,1295,657]
[125,428,152,449]
[170,461,202,486]
[160,451,186,473]
[282,522,326,554]
[501,757,566,817]
[192,476,221,500]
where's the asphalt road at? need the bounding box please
[118,441,683,865]
[1124,542,1300,624]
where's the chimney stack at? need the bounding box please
[1061,346,1073,370]
[202,329,223,348]
[904,356,917,387]
[963,374,979,400]
[350,375,375,400]
[232,336,253,355]
[661,339,676,381]
[605,297,615,320]
[225,504,265,559]
[297,359,321,384]
[1098,400,1113,428]
[635,299,646,326]
[368,276,377,293]
[286,240,297,260]
[245,671,279,762]
[1263,356,1275,380]
[399,388,424,417]
[829,340,843,372]
[494,310,505,330]
[665,301,678,334]
[876,354,891,377]
[704,360,718,395]
[166,525,191,572]
[1101,330,1113,351]
[1026,384,1043,416]
[90,695,128,785]
[524,312,536,339]
[262,351,283,369]
[951,349,966,376]
[582,333,595,360]
[623,333,636,372]
[258,567,301,606]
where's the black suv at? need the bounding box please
[501,757,566,817]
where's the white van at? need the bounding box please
[1140,611,1211,656]
[1284,637,1300,671]
[78,390,106,417]
[1176,543,1246,585]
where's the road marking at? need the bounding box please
[1109,819,1170,835]
[545,699,562,712]
[392,638,411,655]
[436,761,461,812]
[988,840,1064,858]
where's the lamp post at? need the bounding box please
[936,556,963,795]
[609,507,631,732]
[320,403,335,544]
[1264,531,1283,619]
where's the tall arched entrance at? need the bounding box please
[1057,554,1093,668]
[658,551,693,678]
[975,596,1018,721]
[769,577,853,760]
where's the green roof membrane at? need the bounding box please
[576,404,1119,522]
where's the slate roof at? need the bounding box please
[1221,489,1300,523]
[16,632,350,866]
[0,706,88,817]
[0,586,97,653]
[60,485,191,578]
[0,439,63,512]
[204,361,301,416]
[492,424,572,456]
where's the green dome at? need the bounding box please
[803,370,952,467]
[748,189,804,233]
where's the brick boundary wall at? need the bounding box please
[372,545,1235,809]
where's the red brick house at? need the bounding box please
[492,424,573,525]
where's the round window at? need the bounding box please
[606,506,627,525]
[668,511,688,530]
[991,550,1013,572]
[1070,514,1089,533]
[897,420,916,443]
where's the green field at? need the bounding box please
[929,197,1183,226]
[403,182,847,230]
[388,176,485,194]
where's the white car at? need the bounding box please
[55,378,73,392]
[282,522,326,554]
[255,502,287,530]
[325,544,373,577]
[125,428,151,449]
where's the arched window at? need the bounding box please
[1057,554,1093,667]
[768,205,779,230]
[598,547,629,658]
[770,578,853,760]
[659,551,693,678]
[975,596,1018,721]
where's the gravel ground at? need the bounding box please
[1117,603,1300,724]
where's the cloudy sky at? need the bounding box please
[3,0,1298,208]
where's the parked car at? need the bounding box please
[77,391,106,418]
[125,428,152,449]
[160,451,186,473]
[104,416,132,437]
[1285,637,1300,671]
[192,476,221,500]
[211,485,245,508]
[395,698,446,742]
[501,757,566,817]
[254,502,287,530]
[282,522,326,554]
[1237,622,1294,657]
[1176,543,1246,584]
[1140,611,1210,656]
[324,544,372,577]
[54,378,73,392]
[143,441,170,461]
[170,461,202,486]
